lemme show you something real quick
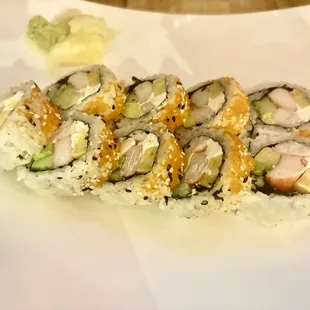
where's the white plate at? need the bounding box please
[1,1,310,309]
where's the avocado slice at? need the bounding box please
[52,84,80,110]
[152,77,166,97]
[72,131,88,159]
[137,146,158,174]
[109,169,123,182]
[207,82,224,98]
[172,181,193,198]
[290,89,310,109]
[88,69,101,87]
[30,155,53,172]
[33,143,53,161]
[253,97,277,125]
[253,147,281,176]
[294,169,310,194]
[198,156,222,188]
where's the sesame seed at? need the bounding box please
[92,156,98,161]
[34,114,40,119]
[25,105,30,110]
[172,116,176,122]
[167,164,172,171]
[143,196,148,200]
[125,188,132,193]
[112,105,115,110]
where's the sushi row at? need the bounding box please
[1,64,310,219]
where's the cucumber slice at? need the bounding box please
[290,89,310,109]
[33,143,53,161]
[207,81,224,98]
[153,77,166,97]
[184,111,197,128]
[172,181,193,198]
[30,155,53,172]
[253,147,281,176]
[294,169,310,194]
[117,155,126,169]
[253,97,277,125]
[137,146,157,174]
[52,84,79,109]
[122,101,144,119]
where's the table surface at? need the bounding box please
[88,0,310,14]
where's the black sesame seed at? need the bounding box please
[178,174,183,181]
[181,104,185,109]
[98,147,101,150]
[201,200,208,206]
[168,172,173,180]
[125,188,132,193]
[17,155,24,160]
[178,168,182,173]
[82,188,89,192]
[167,164,172,171]
[25,105,30,110]
[78,175,83,180]
[94,114,100,117]
[108,145,112,149]
[29,118,35,126]
[92,156,98,161]
[57,177,63,180]
[143,196,148,200]
[166,118,170,122]
[164,196,169,205]
[112,105,116,110]
[177,104,181,108]
[114,138,118,142]
[172,116,176,122]
[243,176,249,183]
[145,131,150,134]
[113,144,117,149]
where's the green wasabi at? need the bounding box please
[26,15,70,51]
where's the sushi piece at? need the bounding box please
[183,77,249,135]
[17,112,120,196]
[233,126,310,225]
[251,131,310,196]
[0,81,60,171]
[164,126,254,218]
[115,74,190,133]
[93,123,185,205]
[46,64,125,122]
[249,83,310,128]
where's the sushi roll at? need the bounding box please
[93,123,185,205]
[17,112,120,196]
[232,124,310,225]
[249,83,310,128]
[0,81,60,171]
[164,127,254,218]
[115,74,190,133]
[183,77,249,135]
[46,65,125,122]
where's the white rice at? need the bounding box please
[225,191,310,226]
